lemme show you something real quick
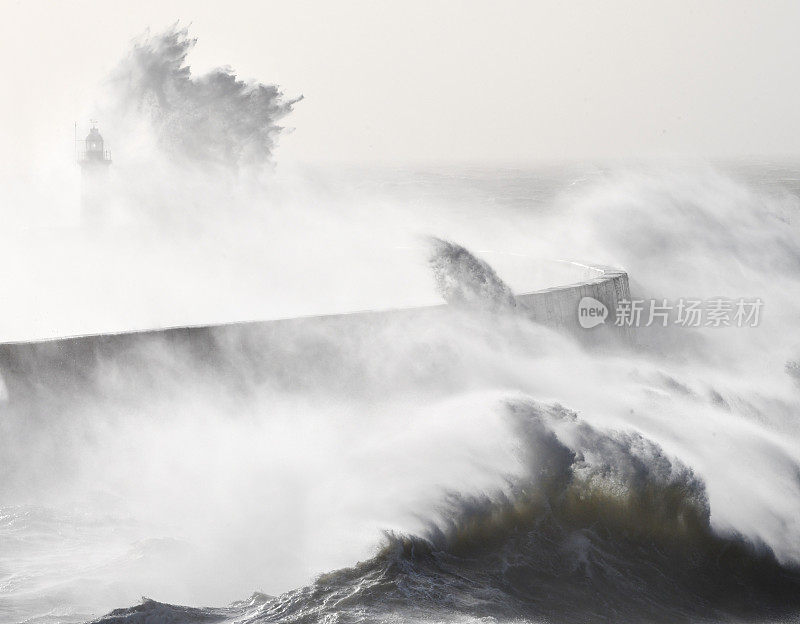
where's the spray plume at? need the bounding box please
[107,25,302,171]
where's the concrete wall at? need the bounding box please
[0,262,631,404]
[515,262,632,340]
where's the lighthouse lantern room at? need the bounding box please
[78,123,112,167]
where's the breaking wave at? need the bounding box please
[428,237,517,311]
[91,401,800,624]
[6,24,800,623]
[106,25,302,170]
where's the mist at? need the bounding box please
[2,20,800,624]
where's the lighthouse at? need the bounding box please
[77,123,112,222]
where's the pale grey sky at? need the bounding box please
[2,0,800,170]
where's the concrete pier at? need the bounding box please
[0,258,631,404]
[516,262,632,340]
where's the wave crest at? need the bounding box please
[303,401,800,623]
[427,237,517,311]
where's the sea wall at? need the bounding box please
[515,262,632,338]
[0,262,631,404]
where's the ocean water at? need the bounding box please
[2,162,800,624]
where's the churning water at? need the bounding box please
[3,26,800,624]
[3,161,800,624]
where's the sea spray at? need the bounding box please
[427,237,517,311]
[6,165,800,624]
[107,25,302,171]
[91,401,800,624]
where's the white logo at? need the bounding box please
[578,296,608,329]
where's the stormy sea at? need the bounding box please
[3,28,800,624]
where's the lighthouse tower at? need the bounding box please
[77,123,112,222]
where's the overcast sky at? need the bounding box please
[2,0,800,169]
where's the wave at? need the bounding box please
[107,25,302,171]
[91,400,800,624]
[427,237,517,311]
